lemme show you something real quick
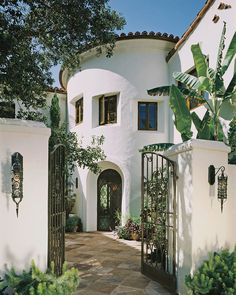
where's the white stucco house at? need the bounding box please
[57,0,236,232]
[0,1,236,294]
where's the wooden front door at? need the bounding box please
[97,169,122,231]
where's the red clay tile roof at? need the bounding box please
[116,31,179,43]
[47,87,67,94]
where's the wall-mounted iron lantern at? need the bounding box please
[208,165,227,213]
[11,152,23,217]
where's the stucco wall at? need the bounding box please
[0,119,50,272]
[165,139,236,295]
[67,39,175,230]
[168,0,236,143]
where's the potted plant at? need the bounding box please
[65,193,76,219]
[65,214,80,232]
[117,217,141,241]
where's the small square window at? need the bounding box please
[75,97,83,124]
[99,95,117,125]
[138,102,157,130]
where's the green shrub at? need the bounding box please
[185,248,236,295]
[117,226,130,240]
[77,217,83,232]
[117,217,141,240]
[65,214,81,232]
[0,261,79,295]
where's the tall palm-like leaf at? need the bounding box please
[224,67,236,100]
[191,44,208,78]
[147,85,170,96]
[169,85,193,141]
[147,22,236,142]
[191,111,214,140]
[173,72,201,89]
[214,22,227,96]
[221,32,236,75]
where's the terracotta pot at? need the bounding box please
[131,232,140,241]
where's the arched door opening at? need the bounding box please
[97,169,122,231]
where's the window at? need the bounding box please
[75,97,83,124]
[99,95,117,125]
[0,102,15,118]
[138,102,157,130]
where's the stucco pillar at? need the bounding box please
[0,119,50,272]
[165,139,235,295]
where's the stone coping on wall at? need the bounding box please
[0,118,51,136]
[164,139,230,157]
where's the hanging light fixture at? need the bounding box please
[208,165,227,213]
[217,168,228,213]
[11,152,23,217]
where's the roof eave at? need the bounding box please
[166,0,216,62]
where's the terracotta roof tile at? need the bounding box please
[116,31,179,43]
[47,87,67,94]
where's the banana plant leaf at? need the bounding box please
[221,31,236,75]
[191,111,214,140]
[207,68,216,80]
[173,72,200,89]
[224,69,236,100]
[147,85,170,96]
[219,99,236,120]
[192,111,224,141]
[216,22,226,76]
[140,143,174,153]
[170,85,193,141]
[191,44,208,77]
[198,76,211,91]
[147,83,202,102]
[228,148,236,164]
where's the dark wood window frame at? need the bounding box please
[138,102,158,131]
[75,97,83,125]
[99,95,117,125]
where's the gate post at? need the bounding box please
[0,119,50,272]
[165,139,236,295]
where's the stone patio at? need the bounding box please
[66,232,172,295]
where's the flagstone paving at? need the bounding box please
[66,232,172,295]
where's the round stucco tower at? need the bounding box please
[62,32,178,231]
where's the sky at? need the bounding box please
[52,0,206,87]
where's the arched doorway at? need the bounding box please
[97,169,122,231]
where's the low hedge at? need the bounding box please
[0,261,79,295]
[185,248,236,295]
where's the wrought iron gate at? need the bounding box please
[48,144,66,275]
[141,152,177,292]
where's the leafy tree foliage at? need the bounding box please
[0,0,125,109]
